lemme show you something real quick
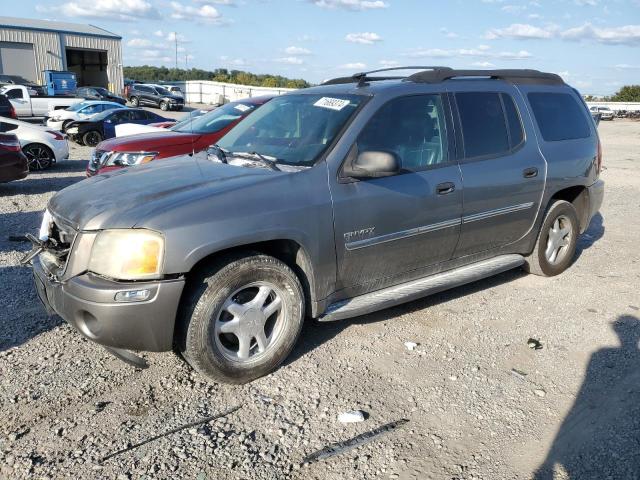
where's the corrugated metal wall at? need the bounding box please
[0,27,63,81]
[0,27,123,94]
[62,34,123,93]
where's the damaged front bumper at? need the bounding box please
[31,253,185,356]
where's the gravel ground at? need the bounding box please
[0,120,638,480]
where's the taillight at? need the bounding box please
[596,137,603,175]
[10,105,16,119]
[47,130,65,140]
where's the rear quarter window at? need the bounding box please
[528,92,591,142]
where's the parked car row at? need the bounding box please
[88,96,271,175]
[0,116,68,170]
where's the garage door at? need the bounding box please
[0,42,37,82]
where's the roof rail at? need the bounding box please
[322,66,448,86]
[406,67,564,85]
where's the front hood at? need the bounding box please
[48,156,279,230]
[98,131,197,151]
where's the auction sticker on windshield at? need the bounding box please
[235,104,251,112]
[314,97,351,111]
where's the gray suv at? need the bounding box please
[26,67,604,384]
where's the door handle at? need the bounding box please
[436,182,456,195]
[523,167,538,178]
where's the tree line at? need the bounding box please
[585,85,640,102]
[123,66,311,89]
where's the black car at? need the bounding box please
[77,86,127,106]
[0,94,16,119]
[65,108,171,146]
[127,84,184,111]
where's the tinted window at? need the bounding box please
[80,104,102,115]
[456,92,509,158]
[357,94,449,171]
[0,122,18,132]
[501,93,524,148]
[131,110,148,120]
[528,92,591,141]
[5,89,23,100]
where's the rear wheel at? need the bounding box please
[23,143,54,170]
[82,130,102,147]
[130,96,139,107]
[177,253,305,384]
[524,200,579,277]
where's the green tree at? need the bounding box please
[611,85,640,102]
[124,65,311,89]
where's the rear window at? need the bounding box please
[528,92,591,142]
[456,92,509,158]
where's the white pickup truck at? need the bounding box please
[0,85,83,120]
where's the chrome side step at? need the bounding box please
[319,254,525,322]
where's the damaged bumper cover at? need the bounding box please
[32,257,185,353]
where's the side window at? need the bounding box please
[5,89,23,100]
[501,93,524,148]
[0,122,18,132]
[357,94,449,172]
[456,92,509,158]
[528,92,591,142]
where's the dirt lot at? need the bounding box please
[0,120,638,480]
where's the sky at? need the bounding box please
[12,0,640,94]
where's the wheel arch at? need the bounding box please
[184,239,318,318]
[548,185,590,233]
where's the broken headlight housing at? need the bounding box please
[88,229,164,281]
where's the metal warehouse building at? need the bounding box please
[0,16,123,93]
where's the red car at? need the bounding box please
[0,133,28,183]
[87,96,273,176]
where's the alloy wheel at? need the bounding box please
[545,215,572,264]
[24,145,53,170]
[213,282,285,362]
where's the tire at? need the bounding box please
[524,200,579,277]
[177,253,305,384]
[23,143,54,170]
[61,120,72,132]
[82,130,102,147]
[160,101,169,111]
[130,96,139,107]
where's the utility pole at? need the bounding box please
[174,32,178,69]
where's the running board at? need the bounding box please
[319,254,525,322]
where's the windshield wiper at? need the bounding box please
[230,151,281,171]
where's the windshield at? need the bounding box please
[172,102,258,134]
[68,101,92,112]
[94,87,110,95]
[217,93,364,166]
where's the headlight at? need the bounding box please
[104,151,158,167]
[88,229,164,280]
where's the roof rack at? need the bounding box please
[407,67,564,85]
[322,66,564,87]
[322,66,448,86]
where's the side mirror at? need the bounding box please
[345,150,400,179]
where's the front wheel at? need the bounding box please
[23,143,54,170]
[82,130,102,147]
[160,101,169,111]
[524,200,579,277]
[177,253,305,384]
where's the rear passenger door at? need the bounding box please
[450,87,546,257]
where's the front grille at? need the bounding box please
[89,149,107,172]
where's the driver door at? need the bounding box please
[329,94,463,295]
